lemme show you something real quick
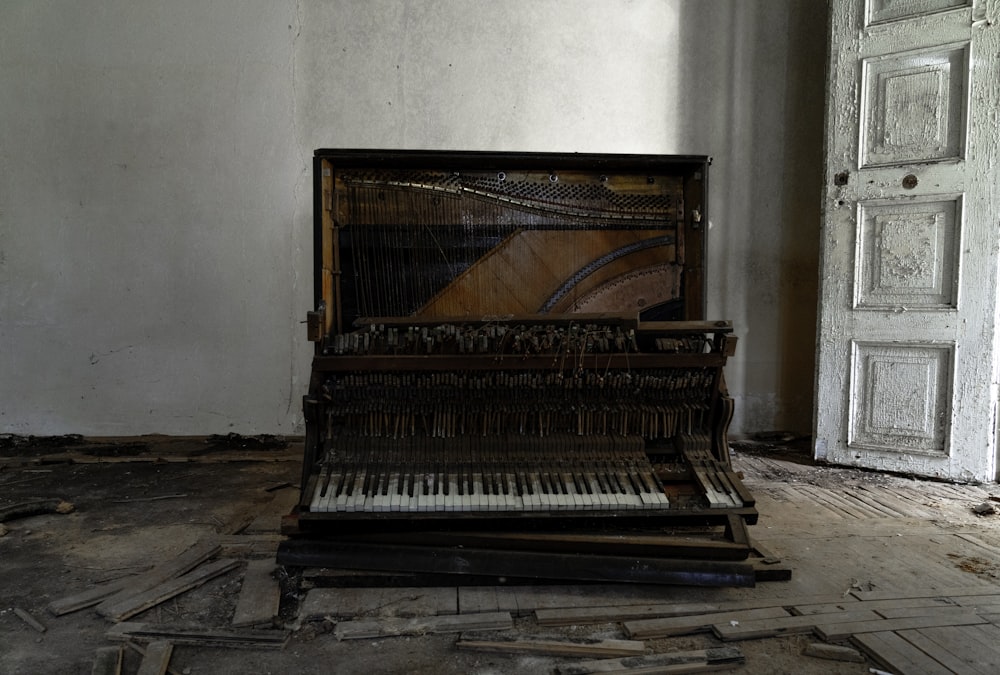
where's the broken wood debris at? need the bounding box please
[625,607,792,639]
[111,494,187,503]
[91,645,124,675]
[124,642,184,675]
[231,558,281,627]
[93,541,223,616]
[749,537,781,564]
[135,640,173,675]
[13,607,47,632]
[49,541,221,616]
[300,586,457,621]
[98,558,240,622]
[455,633,645,658]
[48,576,140,617]
[333,612,513,640]
[802,642,865,663]
[552,646,745,674]
[0,498,74,523]
[107,622,289,650]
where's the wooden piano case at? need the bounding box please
[279,150,761,587]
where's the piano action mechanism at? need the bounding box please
[279,150,761,587]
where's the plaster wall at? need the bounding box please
[0,0,826,437]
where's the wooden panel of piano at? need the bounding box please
[280,151,761,587]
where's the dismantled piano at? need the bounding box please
[279,150,760,587]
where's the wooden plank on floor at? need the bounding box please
[106,622,289,650]
[908,626,1000,675]
[954,533,1000,558]
[300,587,458,620]
[553,646,746,674]
[333,611,513,640]
[776,485,845,520]
[840,489,906,518]
[99,559,240,622]
[856,486,937,519]
[457,586,518,615]
[881,486,947,516]
[217,534,284,556]
[538,602,749,627]
[712,609,882,641]
[537,594,854,627]
[791,596,960,615]
[851,631,953,675]
[91,645,123,675]
[952,594,1000,607]
[13,607,46,632]
[624,607,791,639]
[231,559,280,627]
[509,585,665,615]
[852,586,1000,601]
[48,575,143,616]
[793,485,869,519]
[93,541,222,615]
[135,640,173,675]
[817,614,989,641]
[749,537,780,563]
[456,635,645,658]
[243,489,301,534]
[877,604,1000,619]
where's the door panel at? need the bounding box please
[815,0,1000,481]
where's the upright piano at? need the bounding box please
[279,150,758,586]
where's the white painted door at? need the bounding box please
[814,0,1000,482]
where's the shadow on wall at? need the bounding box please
[674,0,827,435]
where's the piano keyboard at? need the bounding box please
[308,434,671,513]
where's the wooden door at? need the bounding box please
[814,0,1000,481]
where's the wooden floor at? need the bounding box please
[292,449,1000,673]
[735,452,1000,673]
[4,440,1000,674]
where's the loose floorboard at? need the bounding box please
[816,614,989,641]
[333,612,513,640]
[852,631,953,675]
[552,646,746,674]
[106,622,289,650]
[99,559,240,622]
[135,640,173,675]
[712,609,882,641]
[625,607,792,639]
[301,587,458,620]
[93,541,223,616]
[231,559,281,627]
[455,635,645,658]
[536,594,852,626]
[910,625,1000,675]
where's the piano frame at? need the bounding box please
[281,150,763,586]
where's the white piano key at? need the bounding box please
[390,477,402,512]
[473,476,485,511]
[310,471,326,511]
[335,479,350,512]
[319,476,338,512]
[446,474,459,512]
